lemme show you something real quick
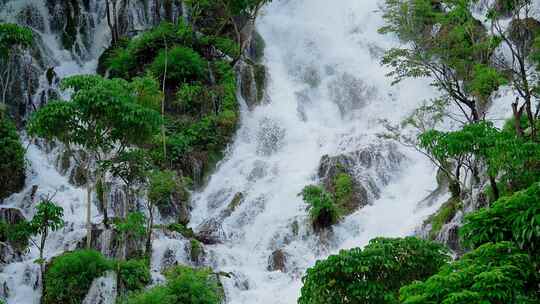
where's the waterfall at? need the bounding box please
[0,0,451,303]
[182,0,447,303]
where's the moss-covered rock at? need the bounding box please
[424,196,462,239]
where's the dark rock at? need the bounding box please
[267,249,288,272]
[0,208,25,225]
[195,218,225,244]
[239,62,266,109]
[77,224,143,260]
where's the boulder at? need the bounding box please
[195,218,225,245]
[267,249,288,272]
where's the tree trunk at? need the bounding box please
[86,165,93,249]
[512,99,524,137]
[489,174,499,201]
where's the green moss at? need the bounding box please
[43,250,112,304]
[167,223,196,239]
[300,185,342,230]
[190,239,203,263]
[425,196,462,239]
[333,173,354,211]
[150,46,207,84]
[0,111,25,200]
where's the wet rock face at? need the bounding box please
[318,143,405,214]
[77,224,143,260]
[0,208,25,225]
[328,73,376,118]
[239,62,267,109]
[82,271,117,304]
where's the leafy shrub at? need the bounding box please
[121,265,222,304]
[399,242,538,304]
[116,259,151,292]
[107,22,194,78]
[300,185,341,230]
[299,237,449,304]
[43,250,112,304]
[460,182,540,257]
[150,46,207,84]
[0,111,25,200]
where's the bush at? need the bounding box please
[150,46,207,84]
[399,242,538,304]
[43,250,112,304]
[299,237,449,304]
[121,265,222,304]
[0,112,25,200]
[460,182,540,257]
[0,220,30,250]
[107,22,193,79]
[116,259,151,292]
[300,185,341,230]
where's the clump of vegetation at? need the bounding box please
[300,185,342,230]
[299,237,449,304]
[0,109,25,200]
[150,46,207,84]
[116,259,151,293]
[121,265,222,304]
[43,250,112,304]
[400,242,537,303]
[333,172,355,212]
[460,182,540,257]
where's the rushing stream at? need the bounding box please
[0,0,450,303]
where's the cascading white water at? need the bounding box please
[184,1,447,303]
[1,0,453,303]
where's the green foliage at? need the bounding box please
[102,149,152,187]
[190,239,203,262]
[460,182,540,256]
[0,111,25,200]
[148,170,177,205]
[300,185,341,230]
[28,200,64,236]
[0,23,33,59]
[116,259,151,292]
[28,75,162,152]
[150,46,207,84]
[43,250,112,304]
[107,22,195,79]
[121,265,222,304]
[419,121,540,193]
[468,64,507,100]
[114,212,147,240]
[0,219,30,250]
[399,242,538,304]
[299,237,449,304]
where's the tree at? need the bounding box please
[28,75,162,249]
[399,242,538,303]
[101,149,153,226]
[299,237,449,304]
[487,0,540,138]
[0,23,32,106]
[26,199,64,279]
[380,0,503,123]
